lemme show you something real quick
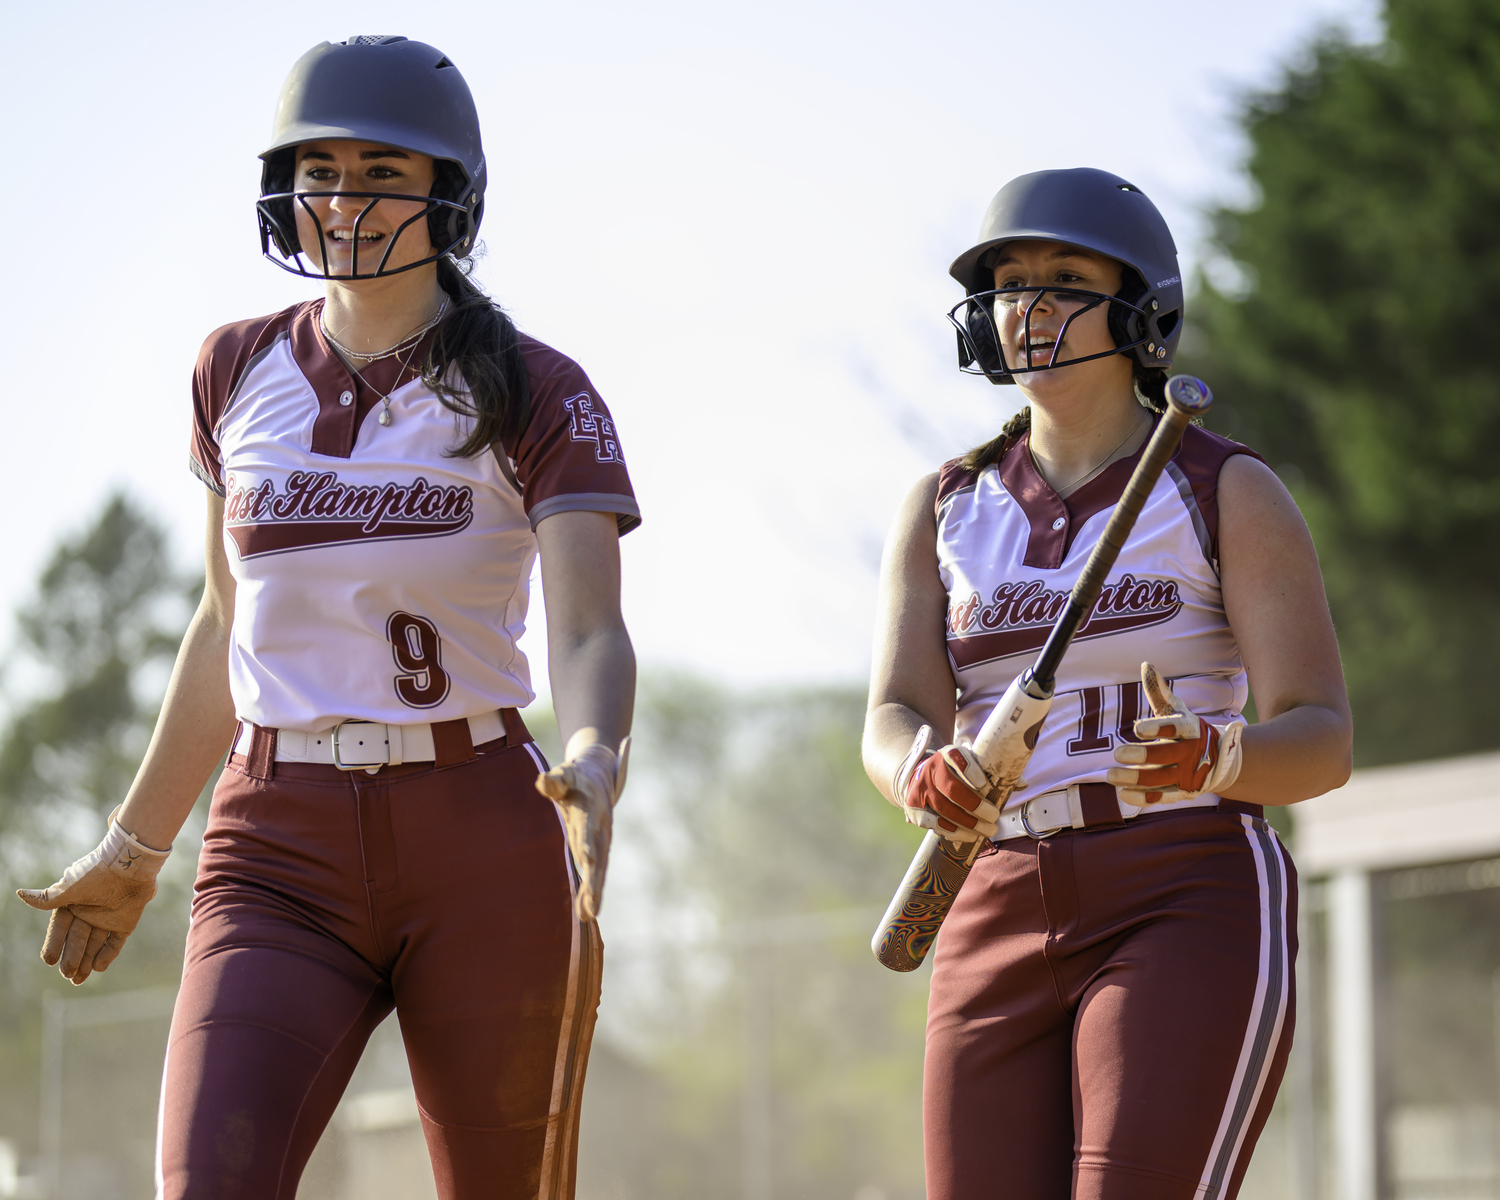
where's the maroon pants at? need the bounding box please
[924,805,1296,1200]
[157,730,600,1200]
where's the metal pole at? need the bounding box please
[1329,868,1376,1200]
[1492,968,1500,1198]
[740,947,772,1200]
[1288,891,1319,1200]
[40,992,65,1200]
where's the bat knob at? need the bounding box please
[1165,374,1213,414]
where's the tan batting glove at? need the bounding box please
[1107,663,1246,805]
[895,729,1001,844]
[535,738,630,923]
[16,806,171,985]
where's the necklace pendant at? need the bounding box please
[378,407,393,427]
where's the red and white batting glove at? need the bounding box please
[536,738,630,923]
[17,806,171,985]
[1107,663,1246,806]
[893,725,1000,844]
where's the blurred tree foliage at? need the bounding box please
[577,676,930,1200]
[1185,0,1500,765]
[0,494,191,837]
[0,494,201,1162]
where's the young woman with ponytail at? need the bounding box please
[18,37,635,1200]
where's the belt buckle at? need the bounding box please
[1020,796,1058,841]
[331,721,389,770]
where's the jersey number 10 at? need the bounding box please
[1066,681,1151,756]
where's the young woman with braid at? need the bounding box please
[863,169,1351,1200]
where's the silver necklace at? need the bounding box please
[320,299,449,363]
[1034,412,1149,496]
[322,300,448,427]
[366,341,427,427]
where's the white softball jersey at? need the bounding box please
[189,300,639,733]
[937,420,1263,814]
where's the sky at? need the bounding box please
[0,0,1382,702]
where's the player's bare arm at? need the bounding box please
[1107,455,1353,806]
[117,493,239,848]
[1212,453,1351,802]
[17,492,238,984]
[863,471,1002,840]
[863,470,950,800]
[538,510,635,757]
[534,510,636,920]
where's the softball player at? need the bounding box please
[863,169,1352,1199]
[17,37,635,1200]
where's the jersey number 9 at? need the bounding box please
[386,612,452,709]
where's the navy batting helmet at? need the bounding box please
[256,36,487,279]
[946,169,1184,384]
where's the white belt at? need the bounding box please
[994,785,1220,841]
[233,711,506,770]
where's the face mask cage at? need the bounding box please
[256,190,474,279]
[947,286,1151,382]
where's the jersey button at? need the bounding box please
[339,390,354,406]
[1051,516,1066,530]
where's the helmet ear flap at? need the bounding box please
[1107,302,1148,359]
[952,295,1013,385]
[964,249,1012,384]
[258,150,300,257]
[1108,266,1148,357]
[463,198,483,253]
[429,160,475,256]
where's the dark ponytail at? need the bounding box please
[422,255,531,457]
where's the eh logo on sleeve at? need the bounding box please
[564,394,625,464]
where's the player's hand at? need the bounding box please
[535,738,630,923]
[16,807,172,985]
[903,744,1001,844]
[1107,662,1246,806]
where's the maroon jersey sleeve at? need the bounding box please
[505,337,641,535]
[189,306,303,495]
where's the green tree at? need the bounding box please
[0,495,192,838]
[0,494,201,1167]
[1186,0,1500,764]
